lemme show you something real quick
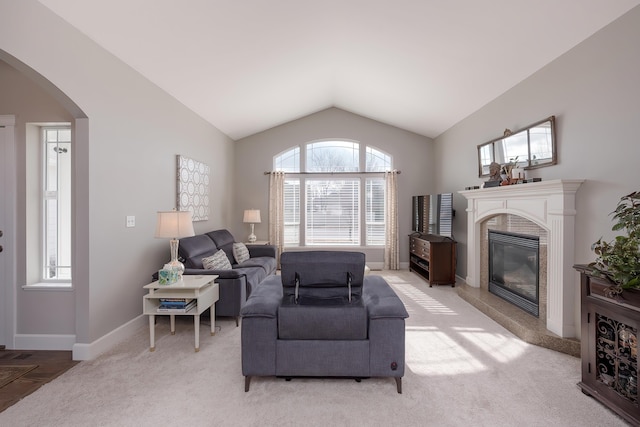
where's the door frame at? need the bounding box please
[0,115,16,348]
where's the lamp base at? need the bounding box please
[165,259,185,278]
[168,238,185,278]
[248,223,257,243]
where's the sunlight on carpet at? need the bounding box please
[389,270,529,377]
[455,327,528,363]
[406,327,486,376]
[386,278,457,315]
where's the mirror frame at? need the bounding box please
[477,116,556,178]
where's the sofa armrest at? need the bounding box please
[241,275,281,378]
[363,275,409,319]
[247,244,277,259]
[363,275,408,379]
[240,275,282,319]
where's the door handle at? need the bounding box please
[0,245,3,253]
[0,230,3,237]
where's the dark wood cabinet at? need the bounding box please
[409,233,456,287]
[575,265,639,426]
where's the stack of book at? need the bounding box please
[157,298,196,313]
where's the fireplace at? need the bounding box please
[459,179,583,339]
[488,230,539,317]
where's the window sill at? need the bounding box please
[22,282,73,291]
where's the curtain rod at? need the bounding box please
[264,170,401,175]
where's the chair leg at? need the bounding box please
[245,376,251,392]
[235,316,239,327]
[395,377,402,394]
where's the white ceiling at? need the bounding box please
[39,0,640,140]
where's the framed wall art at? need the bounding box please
[177,155,210,221]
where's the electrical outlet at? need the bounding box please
[126,216,135,228]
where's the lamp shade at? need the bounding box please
[154,210,195,239]
[243,209,261,224]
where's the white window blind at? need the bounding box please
[306,179,360,245]
[284,179,300,245]
[366,178,385,245]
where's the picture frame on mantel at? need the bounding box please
[177,155,210,221]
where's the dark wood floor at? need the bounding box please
[0,348,78,413]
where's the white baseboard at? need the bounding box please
[14,334,76,351]
[72,315,146,361]
[367,261,384,270]
[12,315,146,360]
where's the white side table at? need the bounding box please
[246,240,270,245]
[143,275,219,352]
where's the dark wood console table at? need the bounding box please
[575,265,639,426]
[409,233,456,287]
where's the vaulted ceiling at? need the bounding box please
[39,0,640,140]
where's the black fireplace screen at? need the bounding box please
[488,230,540,317]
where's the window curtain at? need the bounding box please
[384,170,399,270]
[269,171,286,266]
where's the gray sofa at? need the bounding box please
[178,229,277,325]
[241,251,409,393]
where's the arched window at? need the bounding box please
[274,140,391,247]
[274,146,300,172]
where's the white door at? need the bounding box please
[0,115,16,349]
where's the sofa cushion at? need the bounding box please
[281,251,365,287]
[203,249,232,270]
[207,230,236,265]
[207,229,235,247]
[278,304,368,340]
[178,234,218,269]
[236,256,277,275]
[233,242,250,264]
[280,251,365,305]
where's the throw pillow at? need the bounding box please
[202,249,232,270]
[233,242,250,264]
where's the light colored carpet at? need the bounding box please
[0,271,627,426]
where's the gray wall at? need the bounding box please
[434,6,640,334]
[1,1,234,348]
[3,0,640,351]
[234,107,435,265]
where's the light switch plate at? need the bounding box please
[126,216,135,228]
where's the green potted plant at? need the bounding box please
[589,191,640,298]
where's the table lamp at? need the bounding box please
[155,210,195,277]
[243,209,261,243]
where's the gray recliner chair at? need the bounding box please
[241,251,409,393]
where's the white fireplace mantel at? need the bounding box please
[459,179,584,338]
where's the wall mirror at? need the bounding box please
[477,116,556,177]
